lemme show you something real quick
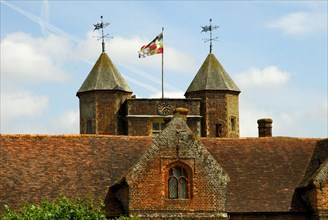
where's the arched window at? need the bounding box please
[168,166,188,199]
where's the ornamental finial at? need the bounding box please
[201,18,219,53]
[93,16,111,53]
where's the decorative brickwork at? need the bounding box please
[123,112,229,219]
[78,90,131,135]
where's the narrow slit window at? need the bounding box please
[216,123,222,137]
[230,117,236,131]
[86,119,93,134]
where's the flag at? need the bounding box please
[139,32,163,58]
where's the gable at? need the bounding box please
[124,112,229,218]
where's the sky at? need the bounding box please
[1,0,327,137]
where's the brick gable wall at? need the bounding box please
[124,113,229,219]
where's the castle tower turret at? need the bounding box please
[76,52,132,135]
[185,53,240,138]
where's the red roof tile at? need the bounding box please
[201,137,320,212]
[0,134,323,213]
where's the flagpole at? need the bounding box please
[161,27,164,99]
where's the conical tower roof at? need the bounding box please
[77,52,132,94]
[185,53,240,94]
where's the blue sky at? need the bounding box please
[1,0,327,137]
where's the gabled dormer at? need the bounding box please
[107,108,229,218]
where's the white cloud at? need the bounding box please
[1,90,48,121]
[149,90,185,98]
[235,66,290,90]
[268,12,327,36]
[76,32,197,74]
[50,110,79,134]
[1,32,71,84]
[275,100,328,137]
[240,99,327,138]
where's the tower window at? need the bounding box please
[230,117,236,131]
[216,123,222,137]
[152,119,165,136]
[168,166,188,199]
[86,119,93,134]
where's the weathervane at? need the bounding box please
[93,16,111,53]
[201,19,219,53]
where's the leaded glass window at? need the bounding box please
[152,120,165,136]
[168,166,188,199]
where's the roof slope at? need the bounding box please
[0,134,151,210]
[297,139,328,188]
[203,137,320,213]
[77,53,132,94]
[1,134,321,214]
[185,53,240,93]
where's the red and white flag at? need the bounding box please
[139,32,163,58]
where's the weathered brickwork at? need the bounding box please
[185,91,239,138]
[228,213,310,220]
[226,93,239,138]
[126,99,201,116]
[126,98,202,136]
[124,113,229,219]
[78,90,132,135]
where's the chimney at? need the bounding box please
[173,107,188,121]
[257,118,273,137]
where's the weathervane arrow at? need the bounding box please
[201,18,219,53]
[93,16,111,53]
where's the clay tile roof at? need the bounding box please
[297,139,328,188]
[201,137,320,213]
[77,53,132,94]
[185,53,240,94]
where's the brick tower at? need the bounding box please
[76,52,132,135]
[185,53,240,138]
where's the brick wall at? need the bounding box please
[229,213,310,220]
[317,185,328,219]
[125,113,229,219]
[126,98,202,136]
[226,93,239,138]
[185,91,239,138]
[78,90,131,135]
[126,99,201,116]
